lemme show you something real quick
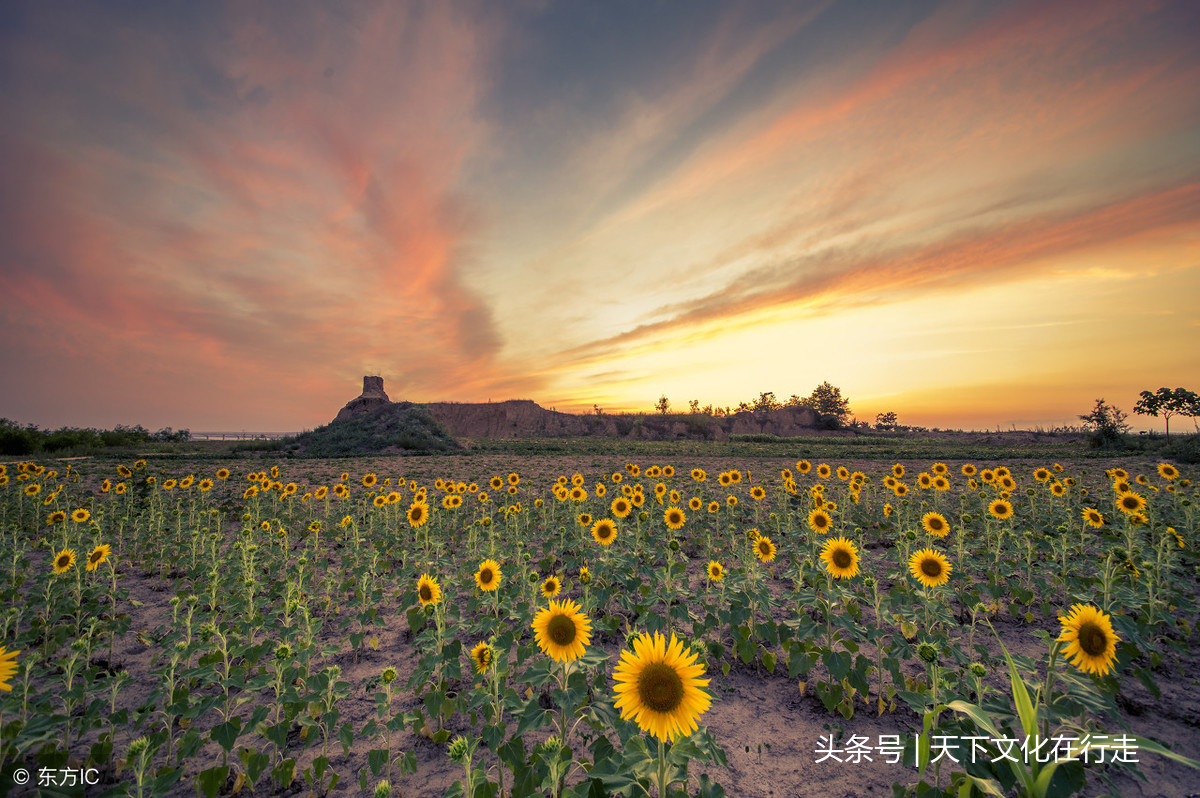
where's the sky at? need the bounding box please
[1,0,1198,433]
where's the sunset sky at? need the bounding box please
[2,1,1198,433]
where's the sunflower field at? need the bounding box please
[0,453,1197,797]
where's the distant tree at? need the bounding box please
[751,392,780,431]
[875,411,898,430]
[655,395,671,415]
[784,394,803,408]
[1134,387,1199,441]
[593,404,603,416]
[1079,398,1130,448]
[688,399,701,414]
[702,404,714,416]
[801,381,851,425]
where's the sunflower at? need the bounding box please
[750,486,766,501]
[836,466,849,481]
[894,484,909,497]
[591,518,618,546]
[663,507,686,530]
[606,496,631,519]
[373,495,387,507]
[24,484,40,496]
[816,464,831,479]
[1050,481,1066,497]
[612,632,712,743]
[1057,604,1120,677]
[86,544,112,572]
[706,561,724,582]
[531,599,592,663]
[362,473,378,488]
[1033,468,1051,483]
[489,476,504,490]
[53,548,76,575]
[579,566,591,585]
[820,536,860,580]
[807,508,832,535]
[1157,463,1179,480]
[475,560,502,592]
[691,468,706,482]
[718,472,732,487]
[917,473,933,489]
[541,576,561,599]
[961,464,977,477]
[577,512,593,527]
[707,501,720,513]
[407,502,430,528]
[688,497,702,511]
[46,510,66,525]
[909,549,952,588]
[796,460,811,474]
[569,486,587,503]
[921,512,950,538]
[932,476,950,491]
[754,536,776,563]
[1116,492,1146,515]
[416,574,441,607]
[0,645,18,692]
[507,473,520,486]
[470,642,495,675]
[988,499,1014,520]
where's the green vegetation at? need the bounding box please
[0,418,191,456]
[287,402,461,456]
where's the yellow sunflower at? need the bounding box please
[816,464,831,479]
[591,518,618,546]
[416,574,441,607]
[707,501,720,513]
[46,510,66,525]
[470,642,495,675]
[1157,463,1179,480]
[796,460,811,474]
[807,508,833,535]
[750,486,766,501]
[53,548,76,575]
[86,544,111,572]
[541,576,561,599]
[988,499,1014,520]
[909,549,952,588]
[407,502,430,528]
[1116,492,1146,515]
[531,599,592,663]
[23,484,41,497]
[612,632,712,743]
[1057,604,1120,677]
[754,536,776,563]
[663,507,686,530]
[362,473,378,488]
[706,561,724,582]
[611,496,632,518]
[961,464,977,477]
[921,512,950,538]
[820,536,860,580]
[691,468,706,482]
[892,463,905,479]
[1081,508,1104,528]
[0,645,19,692]
[476,560,502,592]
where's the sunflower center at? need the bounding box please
[920,558,943,578]
[89,551,102,564]
[1077,621,1108,656]
[637,662,684,713]
[56,555,70,568]
[930,518,944,531]
[480,569,493,584]
[832,549,852,569]
[479,649,492,667]
[547,614,577,646]
[815,516,828,528]
[419,585,433,602]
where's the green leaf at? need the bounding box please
[196,763,229,792]
[210,716,242,754]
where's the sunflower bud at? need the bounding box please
[447,735,470,764]
[373,780,392,798]
[970,662,986,677]
[917,643,938,664]
[381,666,397,684]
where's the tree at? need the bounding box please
[1079,398,1129,448]
[875,411,898,431]
[655,395,671,415]
[751,392,781,432]
[688,399,701,414]
[801,381,851,425]
[1134,387,1199,441]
